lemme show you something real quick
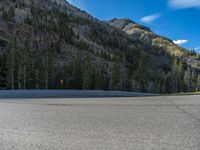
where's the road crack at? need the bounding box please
[164,97,200,123]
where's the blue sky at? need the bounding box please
[67,0,200,52]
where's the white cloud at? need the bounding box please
[140,14,160,24]
[173,39,188,45]
[169,0,200,9]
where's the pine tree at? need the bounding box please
[155,71,166,93]
[166,71,173,93]
[6,35,17,89]
[2,7,15,21]
[95,67,109,90]
[22,38,30,89]
[30,48,42,89]
[197,74,200,91]
[16,47,23,89]
[2,11,9,21]
[72,54,82,89]
[177,60,184,92]
[136,50,148,92]
[94,70,103,90]
[48,49,56,89]
[30,0,38,25]
[0,54,8,89]
[184,67,191,92]
[82,56,93,89]
[111,63,121,90]
[172,59,179,93]
[45,48,49,89]
[191,69,197,92]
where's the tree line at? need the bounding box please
[1,35,200,93]
[0,0,200,93]
[0,35,120,90]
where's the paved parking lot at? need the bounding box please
[0,95,200,149]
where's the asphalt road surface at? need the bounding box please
[1,95,200,150]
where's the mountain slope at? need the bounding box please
[0,0,200,93]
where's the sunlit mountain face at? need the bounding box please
[68,0,200,52]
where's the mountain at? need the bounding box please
[0,0,200,93]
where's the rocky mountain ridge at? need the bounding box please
[0,0,200,93]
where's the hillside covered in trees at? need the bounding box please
[0,0,200,93]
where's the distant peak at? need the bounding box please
[109,18,151,32]
[110,18,136,24]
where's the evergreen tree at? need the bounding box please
[95,67,110,90]
[197,74,200,91]
[94,70,103,90]
[172,59,179,93]
[48,49,56,89]
[177,60,184,92]
[111,63,121,90]
[72,54,82,89]
[82,56,94,89]
[45,48,49,89]
[30,0,38,25]
[2,7,15,21]
[191,69,197,92]
[166,71,173,93]
[32,49,43,89]
[6,35,17,89]
[22,38,30,89]
[184,67,192,92]
[136,50,148,92]
[16,47,23,89]
[131,71,138,91]
[155,71,166,93]
[0,54,8,89]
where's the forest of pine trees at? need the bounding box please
[0,33,110,90]
[0,34,200,93]
[0,0,200,93]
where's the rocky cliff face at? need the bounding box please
[0,0,200,93]
[109,18,151,32]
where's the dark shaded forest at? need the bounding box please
[0,0,200,93]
